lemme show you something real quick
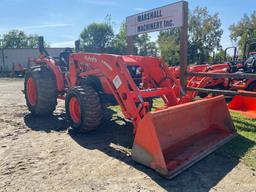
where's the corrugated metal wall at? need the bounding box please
[0,48,65,71]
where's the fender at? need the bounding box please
[41,58,64,92]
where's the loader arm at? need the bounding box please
[69,53,186,128]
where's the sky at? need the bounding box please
[0,0,255,48]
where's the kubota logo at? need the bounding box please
[84,56,97,63]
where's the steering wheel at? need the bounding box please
[244,55,256,73]
[59,48,73,67]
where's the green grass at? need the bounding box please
[152,98,165,109]
[220,111,256,170]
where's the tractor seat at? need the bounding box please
[59,48,73,69]
[244,55,256,73]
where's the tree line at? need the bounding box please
[0,30,39,49]
[0,7,255,66]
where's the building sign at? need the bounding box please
[126,1,185,36]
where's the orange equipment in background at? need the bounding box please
[229,91,256,119]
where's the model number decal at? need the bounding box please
[84,56,97,62]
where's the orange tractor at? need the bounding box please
[169,46,242,98]
[24,37,236,178]
[184,41,256,118]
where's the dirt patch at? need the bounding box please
[0,78,255,192]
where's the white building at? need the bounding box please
[0,48,65,71]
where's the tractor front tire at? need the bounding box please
[65,85,102,132]
[24,67,57,115]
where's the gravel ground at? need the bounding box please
[0,78,255,192]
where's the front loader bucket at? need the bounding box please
[132,96,236,178]
[229,95,256,119]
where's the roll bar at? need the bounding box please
[75,40,80,52]
[224,47,237,62]
[38,36,49,57]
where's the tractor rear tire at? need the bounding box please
[24,67,57,115]
[65,85,102,132]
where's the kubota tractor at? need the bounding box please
[169,46,242,99]
[24,37,236,178]
[182,43,256,96]
[187,45,256,118]
[228,51,256,118]
[192,40,256,118]
[169,40,256,119]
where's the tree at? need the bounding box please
[1,30,39,48]
[208,49,225,64]
[189,7,223,64]
[146,41,158,56]
[27,34,39,48]
[80,22,114,53]
[111,22,158,56]
[229,11,256,53]
[111,22,127,54]
[135,33,158,56]
[0,36,3,48]
[157,7,223,65]
[157,29,180,65]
